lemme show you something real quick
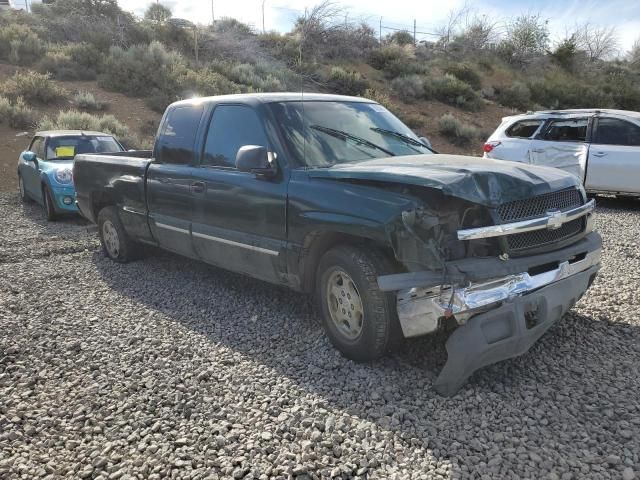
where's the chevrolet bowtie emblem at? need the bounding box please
[546,210,564,230]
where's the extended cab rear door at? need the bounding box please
[147,104,204,258]
[190,103,288,284]
[585,116,640,194]
[528,116,592,181]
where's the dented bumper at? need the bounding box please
[377,232,602,396]
[433,263,599,396]
[395,247,600,338]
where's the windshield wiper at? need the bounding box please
[370,127,433,152]
[310,125,395,157]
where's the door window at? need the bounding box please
[156,105,204,164]
[594,118,640,146]
[202,105,269,168]
[506,120,543,138]
[30,137,45,159]
[541,118,588,142]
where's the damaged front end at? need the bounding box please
[381,188,601,396]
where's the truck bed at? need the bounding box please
[74,152,153,225]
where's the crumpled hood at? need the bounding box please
[307,154,580,207]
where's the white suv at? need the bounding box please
[484,109,640,197]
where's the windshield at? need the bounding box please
[46,135,123,160]
[268,101,432,168]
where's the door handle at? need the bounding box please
[190,181,206,194]
[531,149,544,153]
[592,152,607,157]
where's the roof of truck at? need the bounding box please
[35,130,116,138]
[171,92,375,108]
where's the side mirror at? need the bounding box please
[23,151,36,162]
[419,136,432,149]
[236,145,277,177]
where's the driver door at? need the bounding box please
[190,104,288,283]
[20,136,45,201]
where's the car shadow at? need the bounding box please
[91,242,640,474]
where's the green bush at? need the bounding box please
[0,24,45,65]
[443,63,482,90]
[74,91,107,111]
[498,81,531,110]
[98,41,184,98]
[37,110,149,149]
[0,71,65,104]
[326,67,369,96]
[401,113,424,129]
[37,49,96,81]
[527,76,614,109]
[391,75,426,100]
[438,113,478,146]
[225,62,289,92]
[178,68,242,97]
[369,45,408,70]
[145,88,175,113]
[426,74,482,110]
[0,96,36,129]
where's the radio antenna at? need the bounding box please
[299,7,307,165]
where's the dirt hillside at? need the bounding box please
[0,61,515,194]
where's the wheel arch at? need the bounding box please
[298,229,399,293]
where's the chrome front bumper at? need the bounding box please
[397,248,601,338]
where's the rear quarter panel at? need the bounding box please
[73,153,154,242]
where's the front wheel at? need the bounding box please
[18,174,29,202]
[316,245,402,361]
[97,206,137,263]
[42,185,57,221]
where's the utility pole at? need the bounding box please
[211,0,215,27]
[379,17,382,43]
[262,0,265,33]
[413,19,416,46]
[194,26,199,68]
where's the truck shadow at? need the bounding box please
[92,245,640,474]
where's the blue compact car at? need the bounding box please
[17,130,124,220]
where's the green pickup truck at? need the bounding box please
[73,93,601,395]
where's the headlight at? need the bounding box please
[55,169,73,184]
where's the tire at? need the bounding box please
[97,206,137,263]
[316,245,402,362]
[42,185,57,221]
[18,174,29,202]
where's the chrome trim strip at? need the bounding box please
[457,199,596,241]
[192,231,279,256]
[122,206,146,216]
[396,248,601,337]
[155,222,189,234]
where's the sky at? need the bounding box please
[22,0,640,52]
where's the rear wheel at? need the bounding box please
[42,185,57,221]
[316,245,402,361]
[97,206,137,263]
[18,175,29,202]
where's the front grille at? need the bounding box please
[507,217,585,251]
[496,188,585,253]
[497,188,583,222]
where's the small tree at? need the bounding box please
[144,3,172,25]
[550,34,580,70]
[388,30,414,46]
[574,23,619,62]
[499,14,549,65]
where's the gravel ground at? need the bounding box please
[1,192,639,480]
